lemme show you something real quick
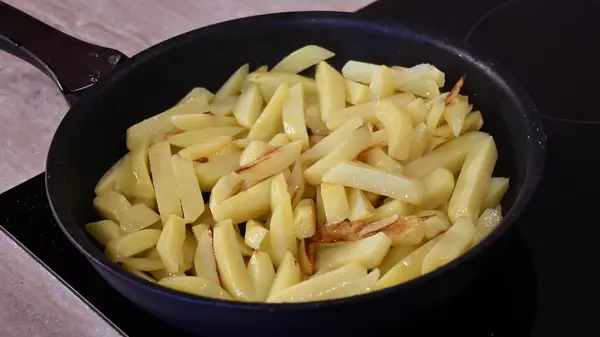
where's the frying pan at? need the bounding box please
[0,2,546,336]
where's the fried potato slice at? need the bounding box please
[171,114,239,131]
[347,188,375,221]
[149,141,182,223]
[300,116,363,165]
[320,182,350,225]
[315,61,346,122]
[375,101,413,161]
[214,63,249,101]
[282,83,309,150]
[245,220,269,250]
[481,177,509,211]
[474,207,503,244]
[419,168,455,211]
[416,210,451,239]
[156,215,187,273]
[315,232,391,270]
[195,152,242,191]
[172,154,205,222]
[194,228,219,285]
[233,83,263,128]
[212,177,271,225]
[267,251,302,299]
[93,190,131,223]
[130,145,155,199]
[345,79,370,105]
[159,276,232,300]
[270,194,298,267]
[248,251,276,301]
[421,217,475,274]
[235,141,302,181]
[247,83,289,141]
[85,220,121,246]
[105,229,161,263]
[272,45,335,73]
[120,203,160,234]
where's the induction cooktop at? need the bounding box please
[1,0,599,336]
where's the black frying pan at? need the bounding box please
[0,3,546,336]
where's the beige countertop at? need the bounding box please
[0,1,372,336]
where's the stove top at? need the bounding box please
[2,0,599,336]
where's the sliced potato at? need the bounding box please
[181,233,197,271]
[214,63,249,101]
[375,236,441,290]
[193,228,219,285]
[156,215,187,273]
[320,182,350,225]
[426,136,450,154]
[288,160,305,207]
[94,154,127,196]
[239,140,275,166]
[270,194,298,267]
[426,94,447,131]
[212,177,271,225]
[233,83,263,129]
[316,232,391,270]
[282,83,309,150]
[347,189,375,221]
[315,61,346,122]
[325,268,380,300]
[85,220,121,246]
[325,93,414,130]
[168,127,242,148]
[269,133,291,147]
[171,114,238,131]
[433,110,483,139]
[294,199,317,239]
[406,123,431,162]
[369,65,395,99]
[378,244,418,274]
[172,154,205,222]
[403,131,490,179]
[304,127,372,186]
[300,116,363,165]
[209,174,244,216]
[375,101,413,161]
[345,79,370,105]
[267,251,302,299]
[195,152,242,191]
[213,219,255,301]
[126,94,209,150]
[481,177,509,211]
[178,87,214,104]
[112,156,135,196]
[304,105,328,135]
[178,136,233,161]
[245,220,269,250]
[474,207,503,244]
[298,239,316,275]
[416,210,451,239]
[443,95,472,137]
[122,257,164,271]
[130,145,155,199]
[370,199,414,220]
[122,265,156,283]
[93,190,131,222]
[421,217,475,274]
[341,60,379,84]
[234,225,254,257]
[248,251,276,301]
[148,141,182,223]
[406,97,428,125]
[149,269,185,281]
[272,45,335,73]
[105,229,161,263]
[120,203,160,234]
[159,276,232,300]
[247,83,289,141]
[419,168,455,210]
[235,141,302,182]
[315,185,327,226]
[322,161,425,205]
[401,78,439,98]
[248,72,316,93]
[448,136,497,223]
[267,261,366,303]
[361,147,403,175]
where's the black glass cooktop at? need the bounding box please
[2,0,599,336]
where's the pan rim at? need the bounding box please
[45,10,546,311]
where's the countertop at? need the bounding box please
[0,1,371,336]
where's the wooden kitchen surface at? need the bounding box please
[0,0,371,336]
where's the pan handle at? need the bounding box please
[0,2,128,105]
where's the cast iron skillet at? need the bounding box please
[0,3,546,336]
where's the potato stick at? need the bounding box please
[94,154,127,195]
[214,63,249,101]
[422,217,475,274]
[93,190,131,222]
[209,174,244,216]
[322,161,425,205]
[347,189,375,221]
[481,177,509,211]
[272,45,335,73]
[233,83,263,129]
[267,261,366,303]
[315,61,346,122]
[178,87,214,104]
[375,236,441,290]
[361,147,404,175]
[301,116,363,165]
[270,194,298,267]
[247,83,289,141]
[474,208,503,244]
[320,182,350,225]
[403,131,489,179]
[298,239,317,275]
[248,251,276,301]
[195,152,241,191]
[212,177,271,225]
[443,95,472,137]
[245,220,269,250]
[378,245,418,275]
[345,79,370,105]
[155,215,187,272]
[178,136,233,161]
[120,203,160,233]
[235,141,302,181]
[122,265,156,283]
[370,65,396,99]
[370,199,413,220]
[282,83,309,150]
[304,104,329,135]
[248,72,316,93]
[419,168,455,210]
[304,127,372,186]
[448,136,497,223]
[416,210,451,239]
[122,257,164,271]
[130,145,155,199]
[316,232,391,270]
[375,101,413,161]
[172,154,205,222]
[325,268,380,300]
[85,220,121,246]
[325,93,414,130]
[406,97,428,125]
[193,228,219,285]
[169,127,242,148]
[171,114,239,131]
[105,229,161,263]
[267,251,302,299]
[159,276,232,300]
[214,219,256,301]
[405,123,431,162]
